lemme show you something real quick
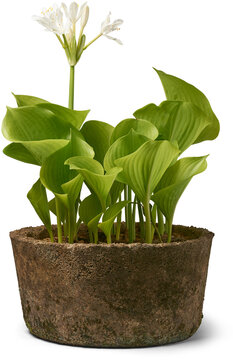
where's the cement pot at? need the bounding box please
[10,224,213,348]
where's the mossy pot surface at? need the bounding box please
[10,224,213,348]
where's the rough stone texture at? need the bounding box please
[10,224,213,347]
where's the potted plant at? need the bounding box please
[2,1,219,348]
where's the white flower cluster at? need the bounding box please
[33,2,89,37]
[33,2,123,65]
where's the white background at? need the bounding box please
[0,0,232,358]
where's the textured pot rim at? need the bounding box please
[10,224,214,249]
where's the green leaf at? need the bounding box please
[79,194,102,231]
[13,94,89,130]
[48,198,66,223]
[98,201,129,238]
[23,139,69,165]
[160,101,210,153]
[81,120,114,164]
[40,133,94,194]
[40,142,76,194]
[151,156,208,224]
[110,118,158,145]
[27,179,53,239]
[154,69,220,142]
[13,94,48,107]
[3,143,39,165]
[2,106,70,141]
[115,140,179,204]
[109,181,124,204]
[65,156,122,211]
[133,101,180,136]
[61,174,83,207]
[104,129,149,181]
[36,103,89,130]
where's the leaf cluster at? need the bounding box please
[2,69,219,243]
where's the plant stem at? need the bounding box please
[167,221,173,243]
[124,185,128,227]
[143,200,152,244]
[157,209,165,236]
[137,200,145,239]
[116,194,121,241]
[89,229,94,243]
[48,229,54,243]
[127,186,133,243]
[83,33,102,50]
[132,194,136,242]
[107,233,112,244]
[69,65,75,109]
[55,197,63,243]
[94,230,98,244]
[68,207,76,244]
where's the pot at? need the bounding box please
[10,224,213,347]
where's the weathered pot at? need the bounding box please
[10,224,213,347]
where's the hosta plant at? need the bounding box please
[2,2,219,245]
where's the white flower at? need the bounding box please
[33,4,68,36]
[33,2,89,36]
[101,12,123,44]
[80,5,89,30]
[61,2,88,25]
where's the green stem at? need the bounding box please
[55,197,63,244]
[137,200,145,239]
[132,194,136,242]
[75,218,82,240]
[143,200,152,244]
[48,229,54,243]
[68,207,76,244]
[83,33,102,50]
[157,209,164,236]
[167,220,173,243]
[94,230,98,244]
[124,185,128,227]
[127,186,133,243]
[56,34,64,47]
[107,233,112,244]
[116,194,121,241]
[89,229,94,243]
[69,65,75,109]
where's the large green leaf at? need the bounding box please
[151,156,208,224]
[98,201,129,241]
[40,142,76,194]
[13,94,48,107]
[13,94,90,130]
[81,120,114,164]
[110,118,158,145]
[27,179,53,240]
[115,140,179,204]
[65,156,122,211]
[23,139,69,165]
[40,134,94,195]
[2,106,70,141]
[36,103,89,130]
[3,143,39,165]
[160,101,210,153]
[154,69,220,142]
[104,129,149,181]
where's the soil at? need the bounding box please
[23,222,206,244]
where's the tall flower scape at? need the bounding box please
[2,2,219,244]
